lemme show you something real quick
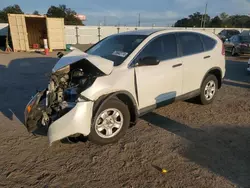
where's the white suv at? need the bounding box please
[24,29,226,145]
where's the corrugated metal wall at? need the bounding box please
[78,26,99,44]
[1,23,248,45]
[64,26,246,45]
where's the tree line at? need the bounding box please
[0,4,84,25]
[174,12,250,28]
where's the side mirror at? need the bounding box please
[137,56,160,66]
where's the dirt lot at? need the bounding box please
[0,50,250,188]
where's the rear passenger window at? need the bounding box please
[201,34,216,51]
[178,33,204,56]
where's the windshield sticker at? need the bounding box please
[112,51,128,58]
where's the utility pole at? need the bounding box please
[200,2,208,28]
[138,13,141,27]
[203,3,208,28]
[201,14,204,28]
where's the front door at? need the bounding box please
[134,33,183,111]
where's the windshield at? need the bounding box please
[86,34,147,66]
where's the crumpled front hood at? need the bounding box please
[52,49,114,75]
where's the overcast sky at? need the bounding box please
[1,0,250,26]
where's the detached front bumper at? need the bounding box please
[24,90,94,145]
[48,101,94,145]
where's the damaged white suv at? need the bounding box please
[24,29,226,145]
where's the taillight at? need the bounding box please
[222,43,225,56]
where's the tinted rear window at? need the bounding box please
[200,34,217,51]
[178,33,204,56]
[240,36,250,43]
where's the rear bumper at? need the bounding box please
[48,101,94,145]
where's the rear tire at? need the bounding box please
[199,74,218,105]
[89,98,130,145]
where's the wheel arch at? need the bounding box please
[201,67,223,89]
[93,91,139,125]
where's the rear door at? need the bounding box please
[134,33,183,110]
[46,18,65,50]
[8,14,29,51]
[177,32,208,94]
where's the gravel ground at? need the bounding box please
[0,50,250,188]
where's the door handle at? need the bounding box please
[204,55,211,59]
[172,63,182,68]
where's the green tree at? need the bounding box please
[227,15,250,28]
[174,12,210,27]
[0,5,24,23]
[47,5,84,25]
[189,12,203,27]
[220,12,229,22]
[33,10,40,15]
[210,16,222,27]
[174,18,191,27]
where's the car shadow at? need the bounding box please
[141,112,250,187]
[0,56,58,134]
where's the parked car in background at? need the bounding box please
[24,29,226,145]
[240,30,250,36]
[218,29,240,42]
[224,34,250,56]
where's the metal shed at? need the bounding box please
[8,14,65,52]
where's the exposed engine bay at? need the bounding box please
[24,49,114,143]
[25,57,104,132]
[43,60,104,126]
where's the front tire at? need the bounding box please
[89,98,130,145]
[199,74,218,105]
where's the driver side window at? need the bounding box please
[136,34,177,64]
[137,36,164,61]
